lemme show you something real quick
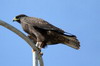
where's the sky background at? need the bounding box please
[0,0,100,66]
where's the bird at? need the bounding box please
[13,14,80,51]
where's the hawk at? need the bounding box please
[13,14,80,50]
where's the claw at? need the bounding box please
[32,48,43,56]
[32,42,44,56]
[40,52,43,56]
[37,48,43,56]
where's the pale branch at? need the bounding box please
[0,20,44,66]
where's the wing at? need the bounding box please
[20,17,65,33]
[21,21,45,42]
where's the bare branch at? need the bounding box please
[0,20,44,66]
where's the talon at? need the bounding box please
[32,49,43,56]
[40,52,43,56]
[37,48,43,56]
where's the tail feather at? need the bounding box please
[64,35,80,49]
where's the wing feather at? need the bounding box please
[20,17,65,33]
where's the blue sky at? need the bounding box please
[0,0,100,66]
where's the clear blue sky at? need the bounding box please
[0,0,100,66]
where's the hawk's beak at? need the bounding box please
[13,17,19,22]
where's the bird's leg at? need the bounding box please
[28,25,44,55]
[36,42,43,55]
[32,43,43,55]
[36,42,42,49]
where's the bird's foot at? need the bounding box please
[37,47,43,56]
[35,42,43,55]
[32,48,43,56]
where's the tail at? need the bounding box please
[63,34,80,50]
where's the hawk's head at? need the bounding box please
[13,14,28,23]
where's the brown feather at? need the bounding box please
[13,14,80,49]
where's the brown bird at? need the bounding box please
[13,14,80,50]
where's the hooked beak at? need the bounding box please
[13,17,19,22]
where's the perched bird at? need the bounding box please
[13,14,80,50]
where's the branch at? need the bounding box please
[0,20,44,66]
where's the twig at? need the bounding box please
[0,20,44,66]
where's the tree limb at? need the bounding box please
[0,20,44,66]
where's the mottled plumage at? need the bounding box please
[13,14,80,49]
